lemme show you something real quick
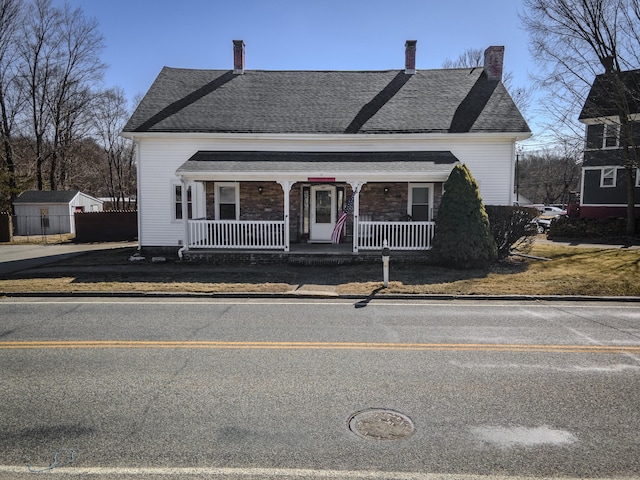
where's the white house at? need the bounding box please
[13,190,103,236]
[122,40,530,255]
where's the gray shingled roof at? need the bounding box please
[579,69,640,120]
[177,151,459,178]
[13,190,80,204]
[124,68,530,135]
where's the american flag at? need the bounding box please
[331,191,356,244]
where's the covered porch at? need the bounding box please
[175,151,458,254]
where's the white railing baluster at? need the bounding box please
[187,220,286,250]
[188,219,431,251]
[356,220,434,251]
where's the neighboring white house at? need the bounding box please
[121,40,530,253]
[13,190,103,235]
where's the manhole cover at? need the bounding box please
[348,409,415,441]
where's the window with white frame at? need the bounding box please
[173,183,193,220]
[601,167,617,187]
[603,123,620,148]
[215,183,239,220]
[408,184,433,221]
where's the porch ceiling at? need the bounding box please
[176,150,459,182]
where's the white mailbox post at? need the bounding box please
[382,239,390,288]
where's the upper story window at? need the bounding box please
[586,123,622,150]
[603,123,620,148]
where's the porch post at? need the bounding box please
[349,181,364,253]
[181,179,189,250]
[277,181,293,252]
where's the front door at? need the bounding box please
[310,185,336,242]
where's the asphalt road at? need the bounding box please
[0,242,136,276]
[1,298,639,479]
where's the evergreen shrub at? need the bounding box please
[431,164,497,269]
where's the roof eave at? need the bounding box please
[579,112,640,124]
[121,131,532,141]
[177,171,455,183]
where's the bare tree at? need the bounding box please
[521,0,640,234]
[442,47,484,69]
[442,47,534,120]
[0,0,24,210]
[17,0,60,191]
[93,87,135,209]
[518,146,583,205]
[47,2,104,190]
[0,0,133,215]
[17,0,104,191]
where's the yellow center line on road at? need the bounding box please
[1,340,640,354]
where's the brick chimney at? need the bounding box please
[233,40,245,74]
[405,40,417,74]
[484,46,504,81]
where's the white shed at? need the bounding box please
[13,190,103,235]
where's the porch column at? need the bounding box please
[181,179,189,250]
[277,180,293,252]
[348,181,365,253]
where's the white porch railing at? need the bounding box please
[186,219,433,251]
[188,220,285,249]
[357,220,435,251]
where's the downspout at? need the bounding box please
[177,178,189,259]
[509,140,520,206]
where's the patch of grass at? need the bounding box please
[2,234,75,245]
[350,244,639,296]
[0,243,638,296]
[1,278,292,294]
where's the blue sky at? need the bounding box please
[55,0,542,143]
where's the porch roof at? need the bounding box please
[176,150,459,182]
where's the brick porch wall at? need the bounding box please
[359,182,442,220]
[203,181,442,240]
[205,181,301,240]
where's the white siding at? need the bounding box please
[449,142,516,205]
[134,135,517,247]
[72,193,103,213]
[137,139,211,246]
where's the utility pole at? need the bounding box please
[515,146,522,204]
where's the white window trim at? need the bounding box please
[636,169,640,188]
[600,167,617,188]
[170,180,203,223]
[215,182,240,220]
[407,183,434,221]
[170,180,186,223]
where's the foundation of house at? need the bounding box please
[176,242,432,266]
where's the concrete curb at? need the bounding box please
[1,290,639,302]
